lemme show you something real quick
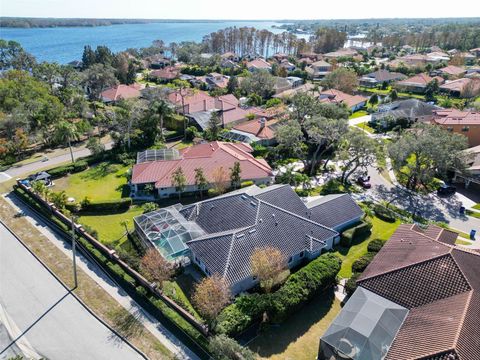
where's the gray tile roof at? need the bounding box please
[307,194,364,229]
[174,185,362,287]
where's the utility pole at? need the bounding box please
[71,215,78,289]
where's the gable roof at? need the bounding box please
[246,58,271,70]
[374,99,441,120]
[433,109,480,126]
[396,73,444,88]
[363,69,406,82]
[319,89,368,108]
[439,65,466,76]
[131,141,273,187]
[307,194,364,229]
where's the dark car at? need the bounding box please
[437,184,456,196]
[357,176,371,189]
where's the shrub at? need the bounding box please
[48,164,74,178]
[340,221,372,247]
[215,303,253,336]
[340,228,355,247]
[269,253,341,322]
[207,188,220,197]
[72,160,88,172]
[373,204,396,222]
[345,273,360,297]
[352,252,375,273]
[209,335,256,360]
[81,198,132,212]
[367,239,386,253]
[320,179,347,195]
[240,180,254,188]
[265,98,282,108]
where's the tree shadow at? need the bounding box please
[247,290,337,357]
[80,163,118,181]
[108,307,145,344]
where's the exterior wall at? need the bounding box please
[333,216,363,233]
[351,101,366,112]
[435,123,480,147]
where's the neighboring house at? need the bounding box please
[395,73,444,94]
[134,184,362,293]
[223,118,281,145]
[273,76,295,94]
[439,78,480,98]
[246,58,272,72]
[305,60,333,79]
[432,109,480,146]
[279,59,296,71]
[434,65,466,79]
[145,55,171,69]
[221,52,240,62]
[319,89,368,112]
[220,59,239,69]
[273,82,316,99]
[199,72,230,90]
[453,144,480,191]
[319,223,480,360]
[286,76,303,88]
[359,69,406,88]
[100,84,142,103]
[167,90,215,114]
[323,48,358,60]
[371,99,441,126]
[130,141,274,199]
[426,51,450,63]
[149,67,179,82]
[457,51,477,65]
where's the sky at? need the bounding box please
[1,0,477,20]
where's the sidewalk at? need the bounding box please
[4,194,199,360]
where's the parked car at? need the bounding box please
[437,184,456,196]
[357,176,371,189]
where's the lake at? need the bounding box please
[0,21,285,64]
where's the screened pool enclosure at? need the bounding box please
[134,205,204,260]
[319,287,408,360]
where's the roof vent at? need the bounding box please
[241,195,247,200]
[237,233,245,238]
[249,229,256,234]
[250,201,257,207]
[259,218,263,223]
[272,214,275,218]
[210,205,215,210]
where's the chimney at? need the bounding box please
[259,117,266,129]
[203,99,207,111]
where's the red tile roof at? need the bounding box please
[397,73,444,87]
[131,141,273,188]
[356,224,480,360]
[440,78,480,94]
[233,119,279,140]
[439,65,466,76]
[101,84,142,102]
[319,89,367,108]
[246,58,271,70]
[433,109,480,125]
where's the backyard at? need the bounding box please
[247,214,401,359]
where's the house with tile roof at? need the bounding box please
[319,223,480,360]
[432,109,480,147]
[371,99,442,126]
[439,78,480,98]
[134,184,363,293]
[305,60,333,79]
[130,141,274,199]
[246,58,272,72]
[100,84,143,103]
[395,73,445,94]
[319,89,368,112]
[435,65,466,79]
[222,118,281,145]
[359,70,407,88]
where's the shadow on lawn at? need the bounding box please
[333,232,371,257]
[247,290,336,357]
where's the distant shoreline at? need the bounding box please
[0,17,283,28]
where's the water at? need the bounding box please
[0,21,285,64]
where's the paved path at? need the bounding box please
[4,194,199,360]
[0,142,114,182]
[0,222,144,360]
[348,115,371,126]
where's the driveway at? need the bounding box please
[0,222,143,360]
[348,115,371,126]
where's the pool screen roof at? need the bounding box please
[136,148,181,164]
[134,205,205,259]
[321,287,408,360]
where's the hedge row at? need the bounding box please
[48,160,88,178]
[351,252,376,273]
[367,239,386,253]
[215,253,342,336]
[81,197,132,212]
[340,221,372,247]
[373,204,397,223]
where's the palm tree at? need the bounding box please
[54,120,80,163]
[50,191,68,209]
[150,100,172,142]
[31,181,50,202]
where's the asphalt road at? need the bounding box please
[0,142,114,183]
[0,222,144,360]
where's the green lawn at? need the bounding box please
[473,204,480,211]
[456,239,472,246]
[54,162,130,202]
[349,110,368,119]
[78,205,143,245]
[356,122,375,134]
[333,216,401,279]
[248,290,341,360]
[466,210,480,219]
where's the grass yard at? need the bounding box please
[456,239,473,246]
[78,205,143,245]
[349,110,368,119]
[333,216,401,279]
[466,209,480,219]
[53,162,130,202]
[473,204,480,210]
[356,122,375,134]
[248,290,341,360]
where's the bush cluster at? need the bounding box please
[373,204,397,223]
[240,180,254,188]
[351,252,375,273]
[367,239,386,253]
[340,221,372,247]
[215,253,341,336]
